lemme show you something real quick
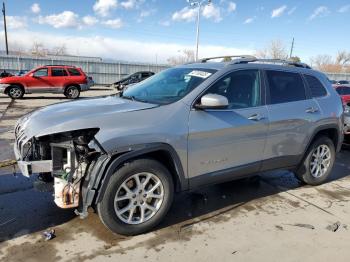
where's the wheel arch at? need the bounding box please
[302,124,341,161]
[64,83,81,93]
[95,143,188,204]
[4,83,25,94]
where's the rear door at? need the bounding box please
[188,69,269,187]
[50,67,69,91]
[262,70,320,170]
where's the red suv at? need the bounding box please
[334,85,350,105]
[0,65,91,99]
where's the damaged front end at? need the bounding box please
[14,127,105,211]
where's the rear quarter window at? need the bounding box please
[67,68,82,76]
[304,75,327,97]
[266,70,306,104]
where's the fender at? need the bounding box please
[299,123,342,164]
[94,143,188,204]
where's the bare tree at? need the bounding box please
[31,42,48,57]
[167,49,195,65]
[335,51,350,66]
[10,42,27,56]
[256,40,288,60]
[310,54,343,72]
[51,44,68,56]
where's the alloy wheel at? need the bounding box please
[9,87,22,98]
[114,172,164,225]
[310,144,332,178]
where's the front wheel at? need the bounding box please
[7,85,24,99]
[64,85,80,99]
[97,159,174,236]
[295,136,335,186]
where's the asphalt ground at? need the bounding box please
[1,87,350,262]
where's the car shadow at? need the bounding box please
[0,150,349,242]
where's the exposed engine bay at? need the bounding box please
[14,128,102,209]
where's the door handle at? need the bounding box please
[305,107,319,113]
[248,114,264,121]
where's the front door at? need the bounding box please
[188,69,269,187]
[26,68,53,92]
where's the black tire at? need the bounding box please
[295,136,335,186]
[7,85,24,99]
[97,159,174,236]
[64,85,80,99]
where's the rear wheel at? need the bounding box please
[64,85,80,99]
[295,136,335,186]
[7,85,24,99]
[97,159,174,236]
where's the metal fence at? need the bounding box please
[1,54,349,84]
[0,55,169,85]
[325,72,350,81]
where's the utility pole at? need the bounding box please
[187,0,211,62]
[289,37,294,58]
[2,1,8,55]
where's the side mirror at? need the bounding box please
[29,73,35,77]
[195,94,229,110]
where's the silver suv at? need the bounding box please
[14,56,344,235]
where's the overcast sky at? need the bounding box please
[0,0,349,63]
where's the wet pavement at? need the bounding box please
[1,88,350,262]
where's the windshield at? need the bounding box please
[122,67,217,105]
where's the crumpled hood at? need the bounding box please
[16,95,157,143]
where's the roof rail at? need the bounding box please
[44,65,76,67]
[230,58,312,69]
[200,55,257,63]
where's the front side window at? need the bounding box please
[51,68,68,77]
[304,75,327,97]
[266,70,306,104]
[203,69,261,109]
[33,68,48,77]
[123,67,217,105]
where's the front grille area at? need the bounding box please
[14,122,27,158]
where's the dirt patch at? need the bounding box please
[287,200,301,208]
[0,237,61,262]
[72,224,204,261]
[317,188,350,200]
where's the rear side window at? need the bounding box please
[266,70,306,104]
[67,68,82,76]
[304,75,327,97]
[51,68,68,77]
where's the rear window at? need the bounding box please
[67,68,82,76]
[51,68,68,77]
[266,70,306,104]
[304,75,327,97]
